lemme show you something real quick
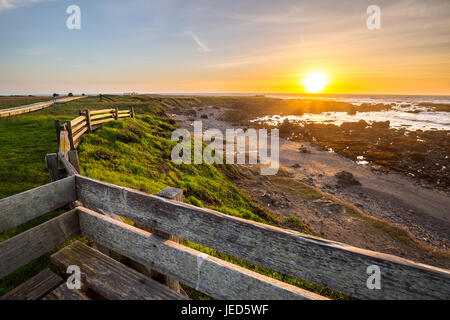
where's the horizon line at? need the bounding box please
[1,92,450,97]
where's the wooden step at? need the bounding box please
[43,283,90,300]
[50,241,188,300]
[0,269,63,300]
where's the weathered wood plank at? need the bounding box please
[85,109,92,133]
[51,241,188,300]
[67,150,81,173]
[78,207,325,300]
[0,269,63,300]
[42,283,90,300]
[45,153,60,182]
[91,118,114,126]
[71,121,87,136]
[54,119,61,146]
[72,126,88,145]
[58,152,78,176]
[117,113,131,118]
[70,115,86,127]
[91,207,129,263]
[76,175,450,300]
[66,121,75,150]
[0,176,76,233]
[89,109,114,115]
[59,130,70,156]
[0,209,79,278]
[131,187,183,293]
[90,113,113,121]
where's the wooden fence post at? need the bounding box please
[85,109,92,133]
[67,150,81,173]
[130,187,183,294]
[130,106,135,118]
[45,153,60,181]
[54,119,61,146]
[66,121,75,150]
[114,107,119,120]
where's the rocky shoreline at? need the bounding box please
[253,119,450,192]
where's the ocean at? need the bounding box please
[258,94,450,131]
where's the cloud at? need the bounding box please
[185,31,211,53]
[0,0,49,12]
[0,0,15,10]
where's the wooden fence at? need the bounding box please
[55,106,135,150]
[46,107,135,181]
[0,105,449,300]
[0,174,449,300]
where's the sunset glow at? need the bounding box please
[0,1,449,95]
[301,73,329,94]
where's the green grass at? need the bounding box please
[78,113,273,224]
[281,216,314,235]
[0,95,193,198]
[0,116,59,198]
[272,177,323,199]
[370,221,410,243]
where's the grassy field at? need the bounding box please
[0,95,347,299]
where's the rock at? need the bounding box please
[371,121,390,129]
[298,146,311,153]
[260,192,291,208]
[291,163,301,168]
[335,171,361,188]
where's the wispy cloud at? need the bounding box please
[185,31,211,53]
[0,0,15,10]
[0,0,49,12]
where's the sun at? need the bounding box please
[301,72,328,94]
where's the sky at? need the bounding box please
[0,0,449,95]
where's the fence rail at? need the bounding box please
[47,106,135,182]
[0,174,449,299]
[58,107,135,150]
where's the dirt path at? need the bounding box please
[0,96,85,117]
[167,105,450,269]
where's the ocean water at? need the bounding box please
[265,94,450,106]
[254,94,450,131]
